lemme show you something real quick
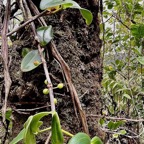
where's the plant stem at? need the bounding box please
[62,129,74,137]
[37,45,55,111]
[39,127,51,133]
[39,127,73,137]
[22,0,55,112]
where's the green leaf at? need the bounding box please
[132,47,142,56]
[21,50,42,72]
[51,112,64,144]
[108,105,115,114]
[123,94,131,99]
[119,130,126,135]
[30,112,52,134]
[107,121,124,130]
[40,0,64,9]
[68,132,91,144]
[10,129,25,144]
[40,0,93,25]
[131,24,144,39]
[11,112,52,144]
[91,136,103,144]
[107,2,114,9]
[80,8,93,25]
[23,116,36,144]
[66,2,92,25]
[23,112,52,144]
[5,108,12,121]
[137,56,144,65]
[24,127,36,144]
[107,121,114,130]
[113,121,124,130]
[99,118,105,126]
[37,25,53,46]
[21,48,31,58]
[62,3,73,9]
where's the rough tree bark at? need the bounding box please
[51,0,103,138]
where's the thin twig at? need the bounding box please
[100,0,105,64]
[101,127,137,139]
[13,109,30,115]
[79,90,89,99]
[37,44,55,111]
[16,106,48,112]
[50,41,89,134]
[0,0,3,35]
[45,132,51,144]
[28,0,47,26]
[1,0,12,123]
[112,12,130,30]
[88,114,144,122]
[7,10,47,36]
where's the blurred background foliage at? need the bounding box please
[100,0,144,143]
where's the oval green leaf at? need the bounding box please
[112,121,124,130]
[119,130,126,135]
[21,50,42,72]
[107,121,114,130]
[123,94,131,99]
[37,25,53,46]
[40,0,93,25]
[137,56,144,65]
[80,8,93,25]
[68,132,91,144]
[40,0,74,10]
[91,136,103,144]
[99,118,105,126]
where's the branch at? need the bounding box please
[1,0,12,122]
[0,0,3,35]
[37,44,55,111]
[112,12,130,30]
[7,10,47,36]
[28,0,47,26]
[1,0,12,143]
[87,114,144,122]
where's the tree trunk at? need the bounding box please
[52,0,103,137]
[0,0,104,143]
